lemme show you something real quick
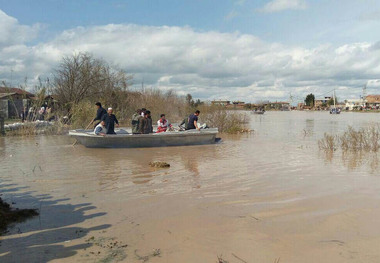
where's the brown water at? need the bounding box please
[1,111,380,262]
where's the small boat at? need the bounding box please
[329,90,341,114]
[252,109,265,114]
[330,108,341,114]
[69,128,219,148]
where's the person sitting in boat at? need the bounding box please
[139,110,153,134]
[186,110,200,130]
[156,114,172,133]
[102,108,119,134]
[179,117,188,131]
[94,120,107,136]
[132,109,143,134]
[91,102,107,128]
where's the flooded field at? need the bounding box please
[1,111,380,262]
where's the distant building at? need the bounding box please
[365,95,380,108]
[315,97,331,108]
[267,101,290,110]
[0,87,35,119]
[211,100,231,107]
[226,101,245,109]
[345,99,363,110]
[297,102,305,110]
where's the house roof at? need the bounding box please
[366,95,380,103]
[0,93,16,99]
[0,87,34,96]
[270,101,290,104]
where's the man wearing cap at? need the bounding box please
[101,108,119,134]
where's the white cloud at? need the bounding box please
[0,9,40,47]
[1,10,380,102]
[258,0,307,13]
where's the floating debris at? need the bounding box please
[149,162,170,168]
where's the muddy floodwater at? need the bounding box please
[2,111,380,262]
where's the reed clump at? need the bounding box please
[149,161,170,168]
[318,125,380,152]
[198,105,250,134]
[6,120,69,136]
[318,133,338,151]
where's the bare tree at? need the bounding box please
[52,52,131,113]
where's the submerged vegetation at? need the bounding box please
[198,105,250,134]
[149,161,170,168]
[318,125,380,152]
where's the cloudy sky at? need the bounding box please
[1,0,380,103]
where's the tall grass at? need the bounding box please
[70,100,95,129]
[318,125,380,152]
[198,105,249,133]
[318,133,337,151]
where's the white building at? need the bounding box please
[345,99,364,110]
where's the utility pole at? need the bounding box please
[362,84,367,107]
[10,69,13,87]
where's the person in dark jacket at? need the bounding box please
[102,108,119,134]
[91,102,107,127]
[131,109,142,134]
[139,110,153,134]
[186,110,200,130]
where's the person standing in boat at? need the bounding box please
[132,109,142,134]
[139,110,153,134]
[94,120,107,136]
[91,102,107,128]
[102,108,119,134]
[156,114,172,133]
[186,110,200,130]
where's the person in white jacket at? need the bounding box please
[156,114,172,133]
[94,120,107,136]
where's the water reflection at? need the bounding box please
[319,149,380,174]
[304,118,315,137]
[341,151,379,173]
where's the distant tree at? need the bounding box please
[194,99,204,107]
[52,52,131,113]
[186,93,195,107]
[186,94,192,104]
[305,93,315,107]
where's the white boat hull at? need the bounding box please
[69,128,219,148]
